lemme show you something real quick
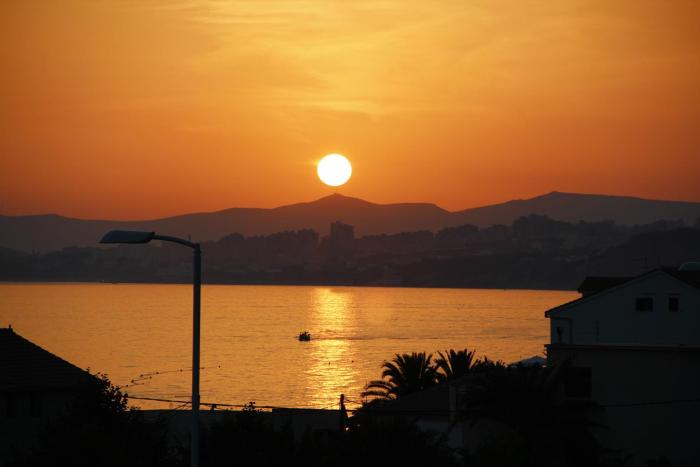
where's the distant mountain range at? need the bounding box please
[2,191,700,252]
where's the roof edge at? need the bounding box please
[544,269,696,317]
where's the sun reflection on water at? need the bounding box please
[1,284,575,409]
[304,288,361,408]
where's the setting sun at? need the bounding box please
[2,2,699,463]
[317,154,352,187]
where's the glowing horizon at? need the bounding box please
[1,1,699,219]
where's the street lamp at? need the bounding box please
[100,230,201,467]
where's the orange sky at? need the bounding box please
[1,0,699,220]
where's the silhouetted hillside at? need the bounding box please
[2,192,699,252]
[453,191,700,227]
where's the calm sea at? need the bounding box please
[0,283,576,409]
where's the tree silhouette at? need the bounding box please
[6,373,175,467]
[471,355,507,373]
[459,363,601,467]
[435,348,477,382]
[362,352,438,401]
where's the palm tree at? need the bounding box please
[471,355,507,373]
[362,352,438,401]
[434,348,476,382]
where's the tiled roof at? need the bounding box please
[0,328,95,392]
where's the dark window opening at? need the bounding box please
[669,297,679,312]
[635,297,654,312]
[6,393,16,417]
[564,367,592,398]
[30,393,41,417]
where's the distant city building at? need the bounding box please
[545,267,700,466]
[0,327,95,461]
[326,221,355,263]
[330,221,354,248]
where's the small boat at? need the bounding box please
[298,331,311,342]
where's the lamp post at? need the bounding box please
[100,230,201,467]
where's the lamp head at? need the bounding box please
[100,230,155,244]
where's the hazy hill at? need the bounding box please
[1,192,699,252]
[0,195,453,252]
[453,191,700,227]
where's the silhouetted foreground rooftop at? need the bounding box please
[577,276,634,295]
[0,327,94,392]
[578,268,700,297]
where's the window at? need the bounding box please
[635,297,654,312]
[564,367,592,398]
[30,393,41,417]
[5,393,16,417]
[669,296,679,312]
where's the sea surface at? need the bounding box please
[0,283,576,410]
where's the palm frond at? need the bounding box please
[363,352,438,401]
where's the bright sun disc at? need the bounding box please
[317,154,352,187]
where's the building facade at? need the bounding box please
[545,268,700,466]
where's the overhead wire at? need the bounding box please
[121,365,223,389]
[126,394,700,417]
[127,395,342,411]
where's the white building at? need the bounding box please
[545,266,700,466]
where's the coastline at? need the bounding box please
[0,278,576,292]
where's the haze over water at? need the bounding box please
[1,283,576,409]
